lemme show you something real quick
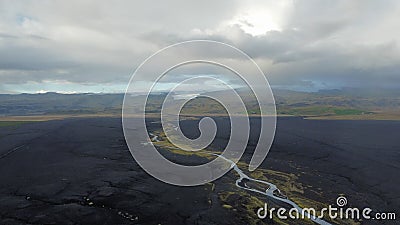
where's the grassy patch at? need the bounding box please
[332,108,364,115]
[0,121,35,127]
[152,128,359,224]
[279,106,366,117]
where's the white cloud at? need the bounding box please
[0,0,399,93]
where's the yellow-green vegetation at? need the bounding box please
[204,182,215,206]
[152,129,359,224]
[0,121,35,127]
[307,111,400,120]
[0,114,120,122]
[219,190,301,225]
[265,170,304,195]
[222,204,233,209]
[151,131,219,160]
[236,161,305,197]
[152,130,314,224]
[178,97,380,119]
[242,164,359,224]
[158,93,376,118]
[155,91,400,120]
[278,106,367,117]
[3,89,399,120]
[180,97,229,115]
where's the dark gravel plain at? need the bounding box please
[0,117,399,224]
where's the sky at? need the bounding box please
[0,0,399,93]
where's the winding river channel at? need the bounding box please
[148,133,330,225]
[211,153,330,225]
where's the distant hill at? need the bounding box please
[1,88,399,119]
[273,88,400,117]
[0,92,123,116]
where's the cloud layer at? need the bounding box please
[0,0,399,93]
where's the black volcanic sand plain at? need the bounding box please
[0,117,399,224]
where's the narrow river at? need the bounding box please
[211,154,331,225]
[148,133,331,225]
